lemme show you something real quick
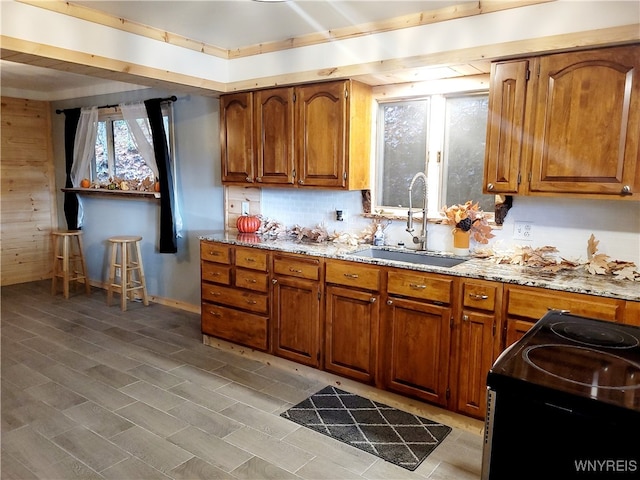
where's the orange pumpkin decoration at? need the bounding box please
[80,178,91,188]
[154,181,161,192]
[236,215,261,233]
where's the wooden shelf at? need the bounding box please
[62,188,160,199]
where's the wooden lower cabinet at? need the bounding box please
[325,284,379,384]
[382,296,451,407]
[503,284,625,348]
[271,254,323,367]
[200,242,270,352]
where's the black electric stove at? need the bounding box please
[482,311,640,479]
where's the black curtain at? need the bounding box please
[63,108,81,230]
[144,98,177,253]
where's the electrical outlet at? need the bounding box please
[513,221,534,241]
[241,201,250,216]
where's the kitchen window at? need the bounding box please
[93,106,172,184]
[375,91,493,218]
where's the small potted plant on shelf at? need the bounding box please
[440,201,494,255]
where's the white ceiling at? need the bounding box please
[0,0,477,100]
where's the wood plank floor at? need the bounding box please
[1,281,483,479]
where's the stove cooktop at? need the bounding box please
[489,311,640,411]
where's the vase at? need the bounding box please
[452,228,470,256]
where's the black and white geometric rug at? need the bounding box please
[280,386,452,471]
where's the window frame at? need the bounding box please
[371,78,492,222]
[92,104,173,184]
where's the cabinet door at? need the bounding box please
[254,88,295,185]
[484,60,531,194]
[272,275,321,367]
[325,285,379,384]
[383,296,451,407]
[457,310,496,418]
[296,81,347,188]
[221,92,254,184]
[529,45,640,197]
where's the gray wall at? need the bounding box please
[51,89,223,308]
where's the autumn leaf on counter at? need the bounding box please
[613,266,640,281]
[587,233,599,260]
[585,253,610,275]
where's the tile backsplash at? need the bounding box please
[225,187,640,266]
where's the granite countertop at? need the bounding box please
[199,231,640,302]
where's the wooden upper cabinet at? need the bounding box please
[296,81,346,188]
[529,45,640,198]
[484,44,640,200]
[221,80,372,190]
[220,92,254,184]
[254,88,295,185]
[296,80,372,189]
[484,60,532,195]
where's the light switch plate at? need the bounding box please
[514,221,534,241]
[241,201,250,216]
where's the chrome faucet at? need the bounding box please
[406,172,428,250]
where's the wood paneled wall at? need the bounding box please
[1,96,57,286]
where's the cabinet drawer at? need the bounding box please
[463,281,498,311]
[235,247,269,271]
[200,242,231,264]
[201,284,268,314]
[326,261,380,291]
[201,262,231,285]
[507,287,623,321]
[273,255,320,280]
[201,303,268,351]
[235,269,269,293]
[387,271,452,304]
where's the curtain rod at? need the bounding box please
[55,95,177,114]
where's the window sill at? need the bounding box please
[62,188,160,199]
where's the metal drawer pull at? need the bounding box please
[409,283,427,289]
[246,300,257,305]
[245,257,256,262]
[548,308,570,313]
[245,278,257,283]
[387,300,393,305]
[344,273,359,278]
[289,268,303,273]
[209,251,220,256]
[469,293,489,300]
[208,310,221,317]
[463,314,469,322]
[211,272,220,276]
[209,291,221,296]
[370,297,376,303]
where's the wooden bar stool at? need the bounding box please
[106,236,149,311]
[51,230,91,299]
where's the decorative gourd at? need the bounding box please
[80,178,91,188]
[236,215,261,233]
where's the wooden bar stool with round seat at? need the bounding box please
[51,230,91,299]
[106,235,149,311]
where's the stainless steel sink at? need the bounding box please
[347,248,468,268]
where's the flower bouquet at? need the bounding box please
[440,201,495,244]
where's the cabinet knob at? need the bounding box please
[463,314,469,322]
[256,177,262,183]
[487,183,495,191]
[370,297,377,303]
[272,279,278,284]
[245,176,253,183]
[386,299,393,305]
[622,185,632,195]
[298,179,304,185]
